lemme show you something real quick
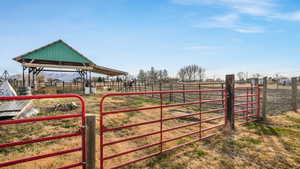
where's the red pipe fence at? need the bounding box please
[0,94,86,169]
[99,89,227,169]
[0,79,262,169]
[234,86,261,125]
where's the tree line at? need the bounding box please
[136,64,206,82]
[137,67,169,82]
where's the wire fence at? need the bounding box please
[8,78,300,116]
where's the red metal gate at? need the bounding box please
[100,89,226,169]
[234,86,261,125]
[0,94,86,169]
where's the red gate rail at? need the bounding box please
[100,89,226,169]
[234,86,260,125]
[0,94,86,169]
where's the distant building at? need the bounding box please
[278,77,291,85]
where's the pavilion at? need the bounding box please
[13,40,127,91]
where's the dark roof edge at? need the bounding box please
[93,65,128,76]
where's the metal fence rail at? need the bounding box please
[99,89,226,169]
[234,86,260,125]
[0,94,86,169]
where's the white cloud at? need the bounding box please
[272,11,300,21]
[194,13,264,33]
[172,0,300,22]
[234,27,264,33]
[172,0,275,16]
[184,45,222,50]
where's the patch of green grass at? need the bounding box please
[219,158,235,169]
[246,122,300,138]
[210,138,249,156]
[239,136,262,145]
[131,96,160,105]
[146,151,171,167]
[246,122,279,136]
[143,151,184,169]
[226,139,247,149]
[127,111,140,117]
[61,120,77,129]
[176,139,188,145]
[286,116,300,124]
[295,157,300,164]
[194,148,206,157]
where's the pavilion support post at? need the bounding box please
[89,71,92,94]
[32,68,35,88]
[82,71,85,94]
[27,67,31,88]
[32,68,37,91]
[86,71,88,86]
[22,66,26,87]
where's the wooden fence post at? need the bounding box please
[221,83,224,107]
[86,114,96,169]
[292,77,298,112]
[225,74,235,131]
[262,77,268,120]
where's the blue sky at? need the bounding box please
[1,0,300,78]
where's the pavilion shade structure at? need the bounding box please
[13,40,127,76]
[14,40,93,64]
[13,40,127,91]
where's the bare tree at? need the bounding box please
[252,73,261,79]
[157,70,163,80]
[148,67,158,81]
[140,67,170,82]
[162,69,168,81]
[198,67,205,82]
[177,65,206,82]
[137,69,146,81]
[237,72,245,81]
[183,65,193,81]
[178,68,187,81]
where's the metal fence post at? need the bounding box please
[151,83,154,97]
[86,114,96,169]
[169,83,173,102]
[262,77,268,120]
[198,83,202,139]
[292,77,298,112]
[183,84,186,103]
[225,74,235,131]
[159,82,162,91]
[253,78,259,119]
[159,93,163,153]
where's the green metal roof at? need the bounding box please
[15,40,93,64]
[14,39,128,76]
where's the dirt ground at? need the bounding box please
[1,92,300,169]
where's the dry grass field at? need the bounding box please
[1,91,300,169]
